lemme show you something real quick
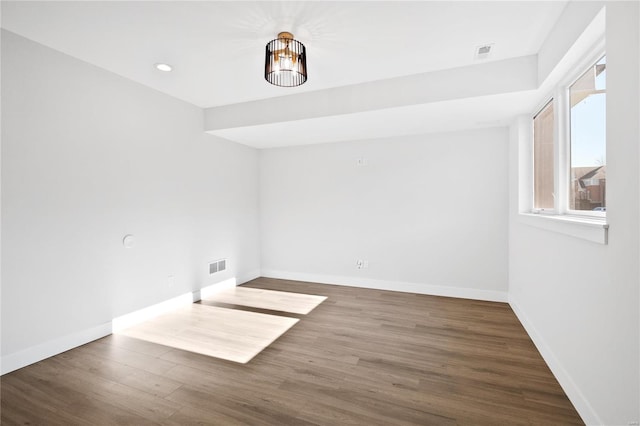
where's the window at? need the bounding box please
[533,100,555,210]
[531,53,606,218]
[569,55,606,212]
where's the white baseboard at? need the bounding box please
[1,322,112,375]
[509,296,601,425]
[237,269,261,285]
[260,270,508,302]
[112,291,198,332]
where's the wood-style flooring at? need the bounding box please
[116,304,299,364]
[0,277,583,425]
[202,286,327,315]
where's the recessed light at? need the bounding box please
[155,63,173,72]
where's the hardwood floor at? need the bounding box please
[117,304,299,363]
[1,277,583,425]
[202,286,327,315]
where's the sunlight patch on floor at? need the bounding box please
[202,286,327,314]
[115,304,298,363]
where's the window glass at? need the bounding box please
[569,56,606,212]
[533,101,555,210]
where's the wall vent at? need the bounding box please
[209,258,227,275]
[475,44,494,60]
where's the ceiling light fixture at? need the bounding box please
[265,32,307,87]
[155,63,173,72]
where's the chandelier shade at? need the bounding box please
[265,32,307,87]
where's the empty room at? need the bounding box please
[1,1,638,425]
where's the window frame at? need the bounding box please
[530,42,606,221]
[564,52,607,219]
[532,98,557,214]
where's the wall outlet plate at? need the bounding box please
[356,260,369,269]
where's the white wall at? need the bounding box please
[508,2,639,424]
[0,31,261,371]
[0,7,3,375]
[259,128,509,301]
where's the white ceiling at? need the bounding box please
[2,1,570,147]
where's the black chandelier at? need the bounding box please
[265,32,307,87]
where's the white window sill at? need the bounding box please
[519,213,608,244]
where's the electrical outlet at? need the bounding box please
[356,260,369,269]
[167,274,175,288]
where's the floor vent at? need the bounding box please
[209,259,227,274]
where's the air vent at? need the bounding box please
[209,258,227,275]
[475,44,494,60]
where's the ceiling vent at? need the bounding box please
[475,44,494,60]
